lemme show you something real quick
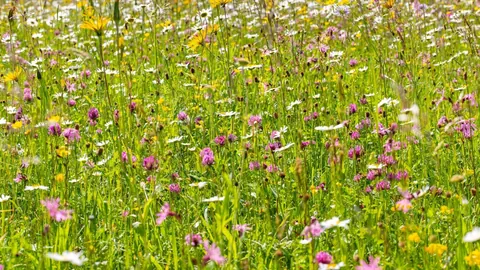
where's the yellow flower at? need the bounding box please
[425,244,447,256]
[209,0,232,8]
[187,24,219,50]
[56,146,70,158]
[48,115,61,123]
[310,185,318,194]
[4,66,22,83]
[407,233,421,243]
[466,250,480,266]
[80,16,110,36]
[440,205,453,215]
[55,173,65,182]
[11,121,22,129]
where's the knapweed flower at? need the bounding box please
[202,241,226,266]
[185,234,203,247]
[465,250,480,266]
[41,198,73,222]
[62,128,81,143]
[200,147,215,166]
[375,180,391,191]
[80,16,110,36]
[356,256,382,270]
[88,107,99,125]
[424,243,447,256]
[142,156,158,171]
[233,224,251,237]
[48,123,62,136]
[248,115,262,127]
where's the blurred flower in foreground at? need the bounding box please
[47,251,87,266]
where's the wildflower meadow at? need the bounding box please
[2,0,480,269]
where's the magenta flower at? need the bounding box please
[156,203,175,225]
[200,147,215,166]
[233,224,251,237]
[62,128,81,143]
[249,161,260,171]
[67,99,76,106]
[121,151,128,162]
[177,111,188,121]
[302,219,324,239]
[395,199,412,213]
[142,156,158,171]
[48,123,62,136]
[169,183,181,193]
[23,87,33,101]
[214,135,226,146]
[356,256,382,270]
[88,107,99,120]
[185,234,203,247]
[456,120,476,139]
[315,251,332,265]
[202,241,226,266]
[41,198,73,222]
[248,115,262,127]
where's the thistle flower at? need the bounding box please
[315,251,333,265]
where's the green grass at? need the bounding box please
[1,0,480,269]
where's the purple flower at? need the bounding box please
[200,147,214,166]
[214,135,226,146]
[349,59,359,67]
[169,183,181,193]
[88,107,99,120]
[62,128,81,143]
[41,198,73,222]
[348,103,357,114]
[350,130,360,140]
[185,234,203,247]
[456,120,476,139]
[437,116,448,127]
[248,115,262,127]
[23,88,33,101]
[302,219,324,239]
[356,256,382,270]
[177,111,188,121]
[249,161,260,171]
[129,102,137,113]
[156,203,175,225]
[233,224,251,237]
[121,151,128,162]
[48,123,62,136]
[315,251,333,265]
[270,130,281,140]
[376,180,390,191]
[202,242,226,266]
[227,134,237,142]
[143,156,159,171]
[67,99,76,107]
